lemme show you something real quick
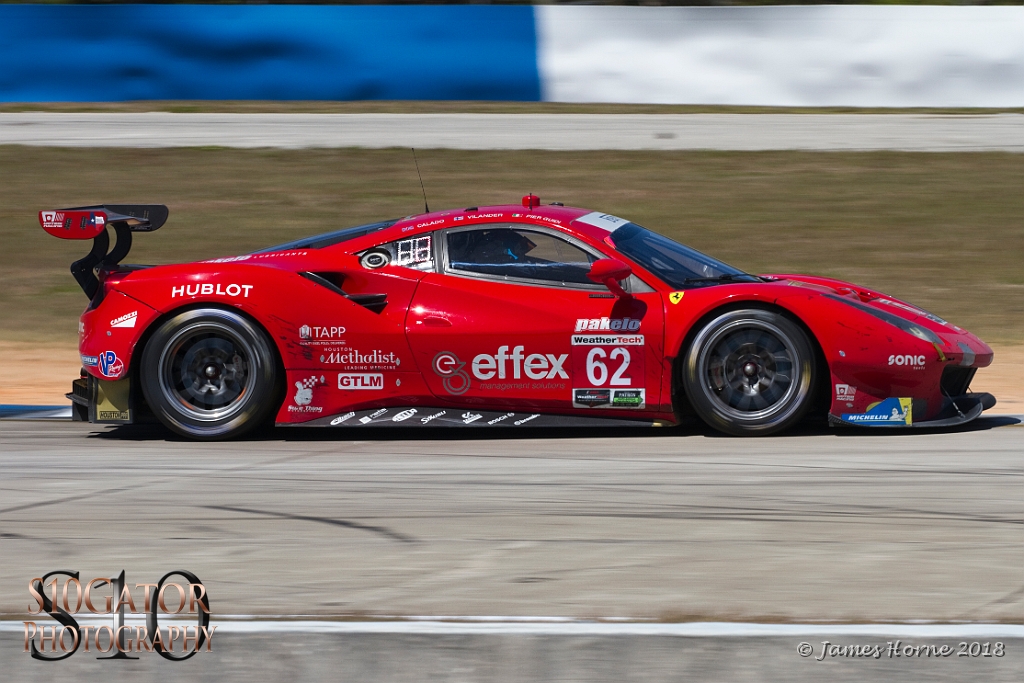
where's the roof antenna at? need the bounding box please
[411,148,429,214]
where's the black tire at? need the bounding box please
[682,308,816,436]
[140,308,279,440]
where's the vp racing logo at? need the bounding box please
[432,351,470,395]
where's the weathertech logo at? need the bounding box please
[574,317,641,332]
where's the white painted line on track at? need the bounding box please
[3,619,1022,638]
[4,113,1024,151]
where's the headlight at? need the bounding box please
[825,294,945,346]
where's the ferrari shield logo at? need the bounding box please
[669,292,684,304]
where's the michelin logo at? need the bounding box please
[841,398,912,426]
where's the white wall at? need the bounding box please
[536,6,1024,107]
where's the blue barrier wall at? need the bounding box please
[0,5,541,102]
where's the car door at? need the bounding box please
[405,223,665,413]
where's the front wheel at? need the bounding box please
[682,309,816,436]
[140,308,279,440]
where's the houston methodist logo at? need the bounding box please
[24,570,213,661]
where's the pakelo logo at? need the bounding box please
[98,351,123,378]
[289,375,325,412]
[432,351,471,395]
[472,346,568,381]
[392,409,417,422]
[171,283,252,299]
[109,311,137,329]
[835,384,857,403]
[888,354,926,369]
[574,317,641,332]
[330,412,356,426]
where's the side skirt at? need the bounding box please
[279,407,671,429]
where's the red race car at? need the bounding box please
[40,197,995,440]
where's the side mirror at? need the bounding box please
[587,258,633,299]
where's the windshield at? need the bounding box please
[611,223,759,288]
[254,219,397,253]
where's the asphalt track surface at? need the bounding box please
[1,417,1021,623]
[4,113,1024,151]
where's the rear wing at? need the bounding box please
[38,204,169,298]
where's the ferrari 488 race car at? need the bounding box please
[40,197,995,440]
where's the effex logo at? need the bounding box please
[472,346,568,381]
[432,351,471,395]
[433,347,569,395]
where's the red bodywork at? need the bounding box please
[64,202,993,428]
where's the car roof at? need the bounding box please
[340,202,626,251]
[253,201,635,257]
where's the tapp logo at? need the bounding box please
[888,355,926,368]
[574,317,641,332]
[472,346,568,381]
[299,325,346,341]
[171,283,252,299]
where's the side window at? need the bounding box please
[445,226,598,286]
[358,234,434,271]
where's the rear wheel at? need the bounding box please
[682,309,815,436]
[140,308,279,440]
